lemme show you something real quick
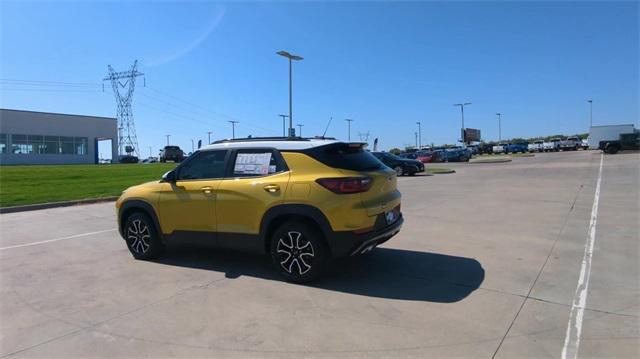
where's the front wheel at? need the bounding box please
[270,222,328,283]
[124,212,165,260]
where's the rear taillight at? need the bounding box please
[316,177,373,194]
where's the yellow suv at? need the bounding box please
[116,138,402,282]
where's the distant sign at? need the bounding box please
[464,128,481,142]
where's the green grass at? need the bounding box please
[425,167,455,174]
[0,163,177,207]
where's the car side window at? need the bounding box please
[230,149,287,177]
[177,150,228,180]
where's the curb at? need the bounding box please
[0,197,118,214]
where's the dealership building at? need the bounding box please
[0,109,118,165]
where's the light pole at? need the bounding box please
[149,146,152,158]
[416,121,422,148]
[414,132,418,148]
[228,120,239,139]
[207,131,213,144]
[453,103,471,144]
[191,139,195,153]
[278,114,289,137]
[276,50,303,137]
[297,124,304,137]
[588,99,593,128]
[345,118,354,141]
[165,135,170,146]
[495,113,502,141]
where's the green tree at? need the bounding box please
[389,148,402,155]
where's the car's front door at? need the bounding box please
[157,150,229,237]
[215,148,290,249]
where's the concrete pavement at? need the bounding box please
[1,151,638,358]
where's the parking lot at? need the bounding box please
[1,151,638,358]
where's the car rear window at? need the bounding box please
[301,143,383,171]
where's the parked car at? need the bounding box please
[372,151,425,176]
[580,139,590,150]
[415,150,437,163]
[141,157,159,164]
[558,136,580,151]
[445,147,471,162]
[478,143,494,155]
[493,143,507,154]
[116,138,403,283]
[599,131,640,154]
[505,143,528,154]
[119,155,139,163]
[543,138,561,152]
[159,145,185,162]
[528,140,544,153]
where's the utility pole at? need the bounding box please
[165,135,170,146]
[496,113,502,141]
[297,124,304,137]
[415,132,418,148]
[228,120,239,139]
[191,139,195,153]
[278,114,289,137]
[588,99,593,128]
[104,60,144,158]
[207,131,213,144]
[453,102,471,145]
[345,118,354,141]
[276,51,303,137]
[148,146,152,158]
[416,121,422,148]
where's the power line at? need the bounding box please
[0,78,101,87]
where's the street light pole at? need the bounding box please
[453,102,471,145]
[207,131,213,144]
[416,121,422,148]
[278,114,289,137]
[228,120,239,139]
[588,99,593,128]
[191,139,195,153]
[345,118,354,141]
[496,113,502,141]
[414,132,418,148]
[297,124,304,137]
[165,135,170,146]
[276,51,303,137]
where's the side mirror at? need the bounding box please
[161,170,176,183]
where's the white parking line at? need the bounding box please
[0,228,117,251]
[561,153,604,359]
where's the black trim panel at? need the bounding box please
[327,215,403,257]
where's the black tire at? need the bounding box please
[123,212,165,260]
[270,221,328,283]
[394,166,404,176]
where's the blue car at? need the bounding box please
[505,143,528,154]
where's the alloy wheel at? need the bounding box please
[127,219,151,254]
[276,231,315,275]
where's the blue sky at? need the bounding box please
[1,1,638,156]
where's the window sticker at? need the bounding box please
[234,152,272,175]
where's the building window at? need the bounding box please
[74,137,87,155]
[44,136,60,154]
[0,134,7,154]
[2,134,89,155]
[11,134,32,154]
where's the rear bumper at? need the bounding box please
[326,215,403,258]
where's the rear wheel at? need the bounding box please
[270,222,328,283]
[394,166,404,176]
[124,212,165,260]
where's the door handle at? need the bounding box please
[263,184,280,193]
[201,186,214,195]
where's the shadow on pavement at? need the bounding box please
[154,245,484,303]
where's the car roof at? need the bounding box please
[201,137,342,151]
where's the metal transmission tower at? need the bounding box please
[104,60,144,158]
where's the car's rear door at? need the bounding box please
[215,148,290,249]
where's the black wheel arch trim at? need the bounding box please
[260,204,333,250]
[118,200,165,244]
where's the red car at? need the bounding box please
[416,151,436,163]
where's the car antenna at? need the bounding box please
[322,116,333,138]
